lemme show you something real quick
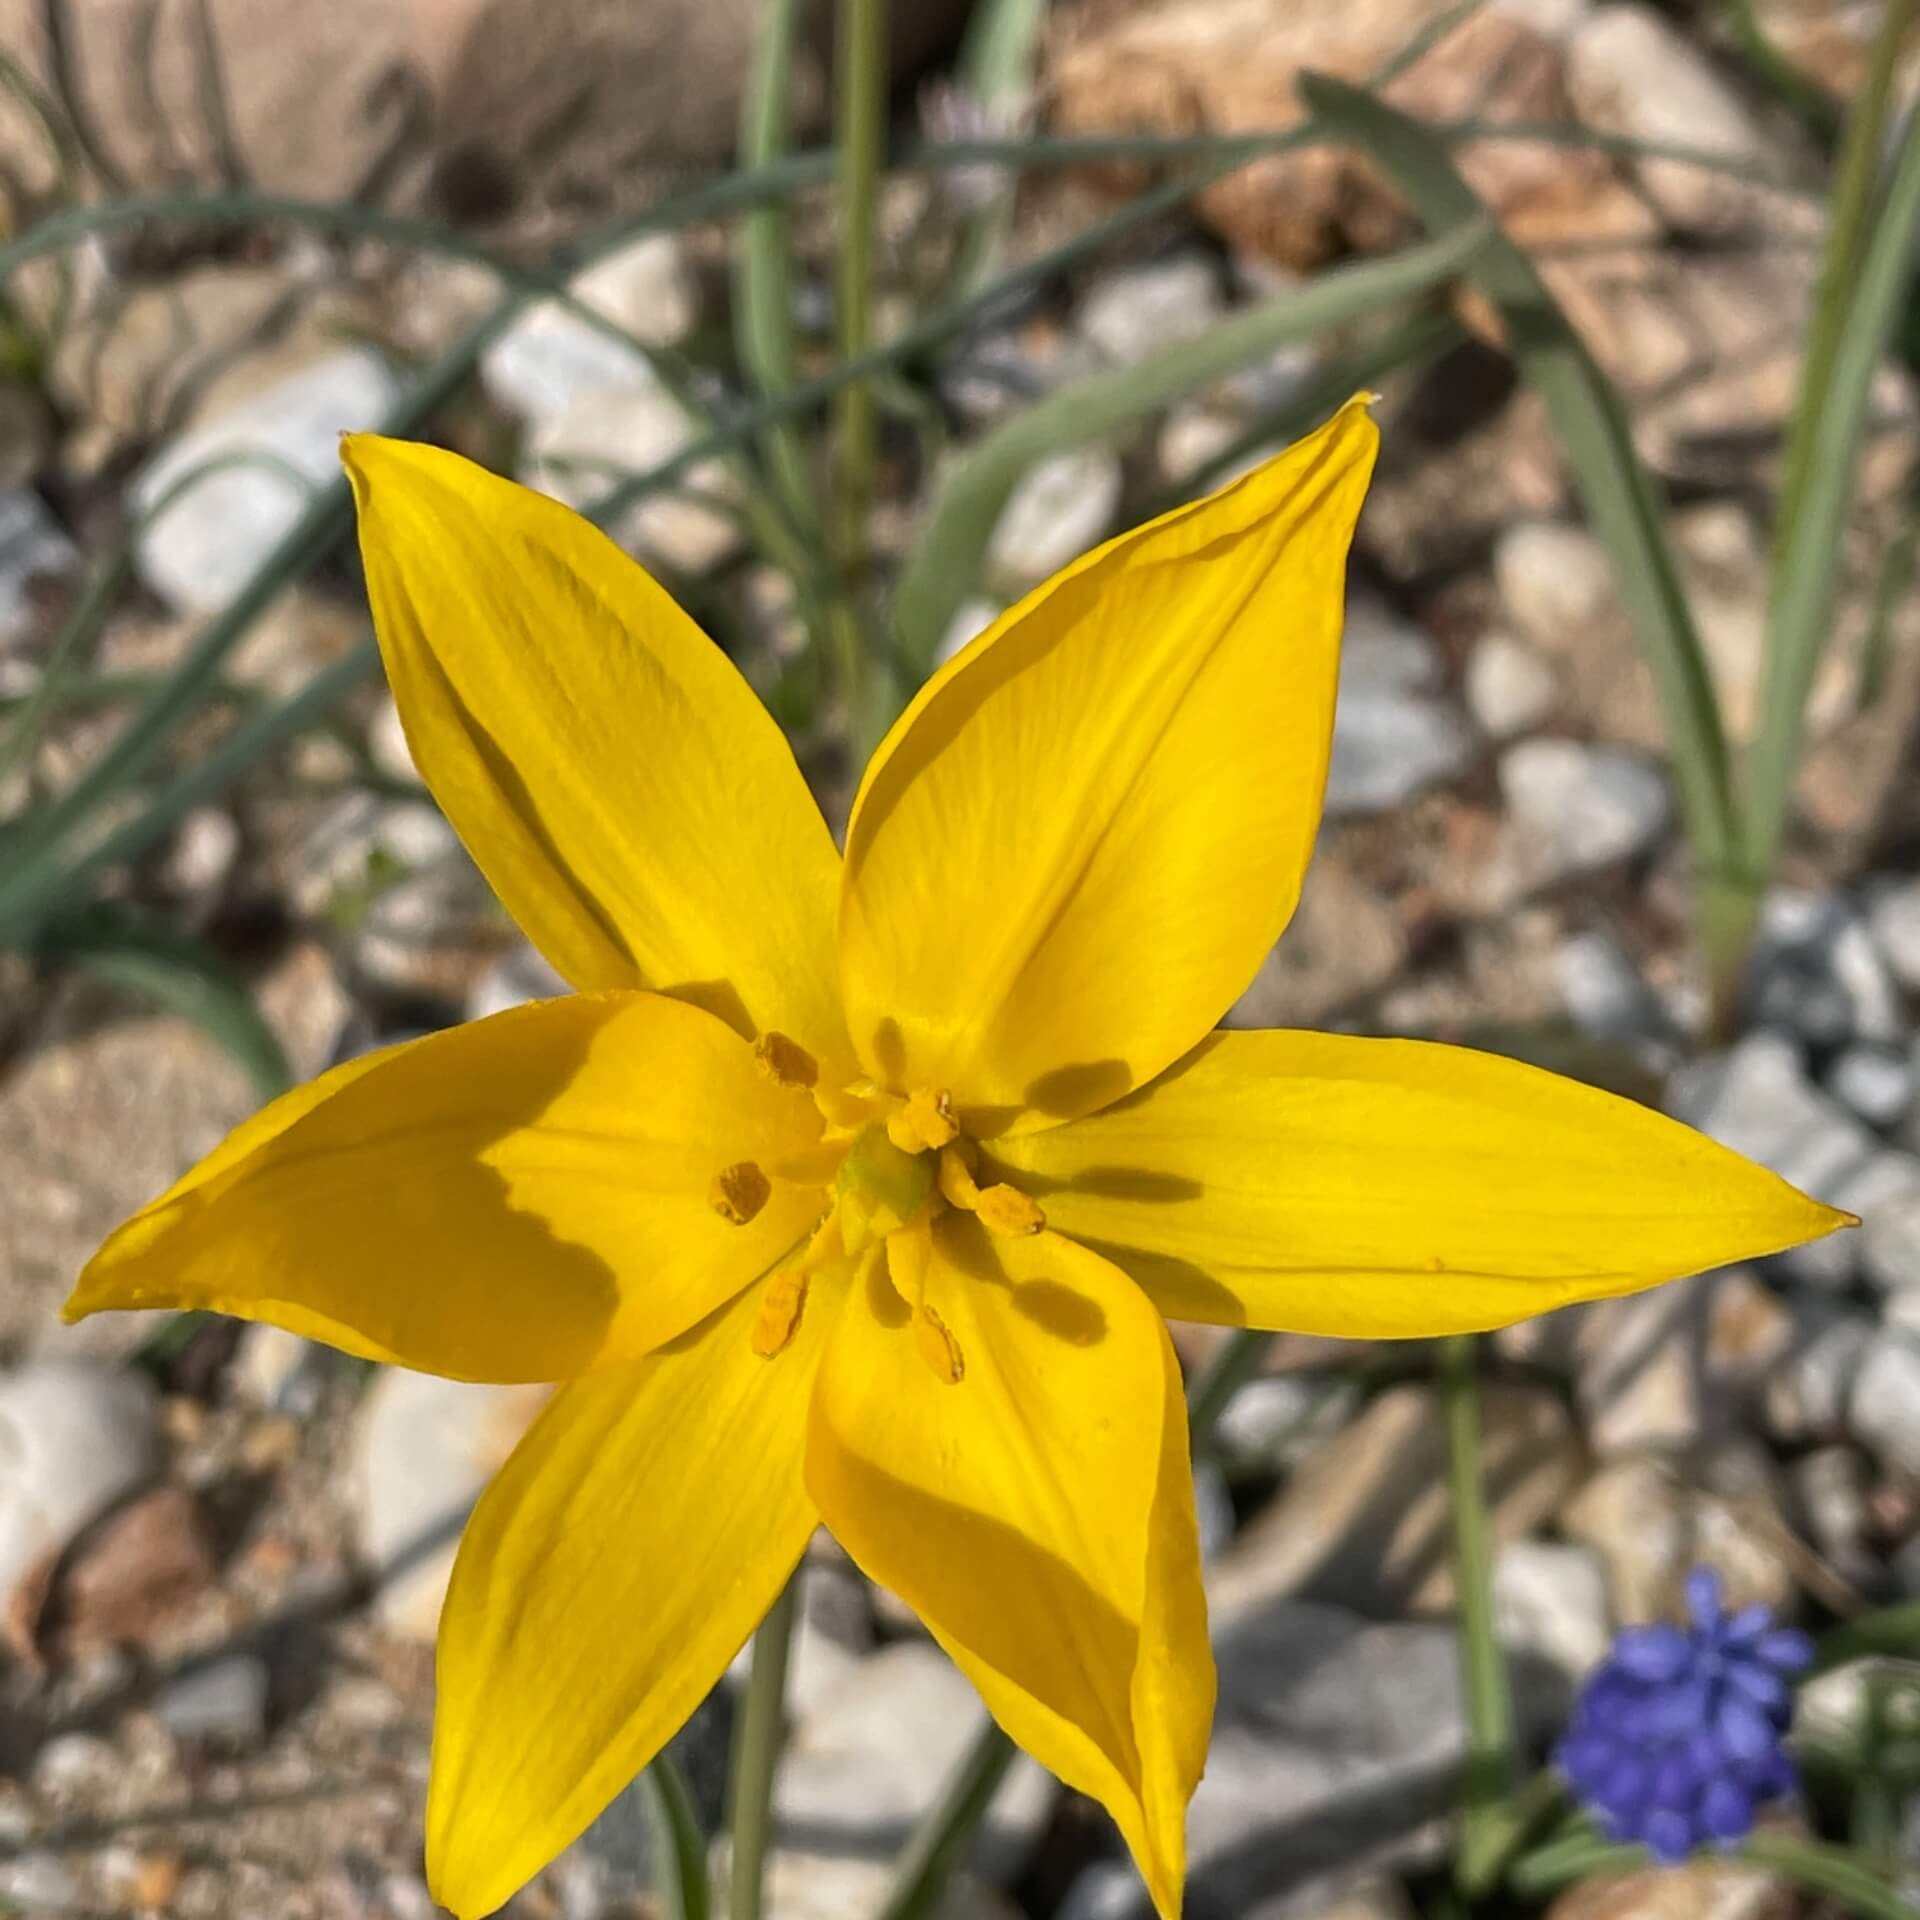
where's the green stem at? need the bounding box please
[873,1717,1019,1920]
[1698,863,1765,1045]
[642,1752,711,1920]
[1443,1333,1518,1896]
[726,1575,802,1920]
[829,0,888,760]
[1810,1598,1920,1675]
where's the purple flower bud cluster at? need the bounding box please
[1557,1568,1813,1863]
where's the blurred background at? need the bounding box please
[2,1,1920,1916]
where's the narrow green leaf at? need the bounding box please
[1743,3,1920,885]
[943,0,1049,295]
[641,1752,710,1920]
[0,449,316,796]
[1739,1830,1920,1920]
[893,217,1488,671]
[1302,74,1738,888]
[735,0,822,541]
[42,908,292,1102]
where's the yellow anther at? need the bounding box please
[913,1303,965,1384]
[976,1184,1045,1236]
[751,1270,809,1358]
[709,1161,772,1225]
[754,1031,818,1089]
[886,1087,959,1155]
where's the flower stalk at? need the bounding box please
[1444,1333,1520,1896]
[725,1575,802,1920]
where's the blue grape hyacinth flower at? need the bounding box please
[1556,1567,1813,1863]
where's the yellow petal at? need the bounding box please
[429,1276,826,1919]
[806,1217,1210,1915]
[67,992,827,1381]
[342,435,847,1063]
[838,398,1377,1136]
[990,1029,1851,1335]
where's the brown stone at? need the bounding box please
[1225,849,1408,1028]
[1545,1849,1798,1920]
[40,1485,219,1659]
[1208,1382,1586,1624]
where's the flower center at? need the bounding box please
[710,1034,1046,1385]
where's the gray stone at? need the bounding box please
[1862,1172,1920,1297]
[1078,254,1223,367]
[1490,740,1669,898]
[481,234,696,429]
[1465,631,1558,739]
[132,348,399,612]
[774,1643,1052,1881]
[366,693,418,785]
[1057,1861,1145,1920]
[0,489,75,648]
[30,1733,120,1803]
[1764,1304,1876,1440]
[1564,1445,1797,1624]
[159,806,241,912]
[935,597,1001,667]
[750,1852,1017,1920]
[156,1652,270,1743]
[230,1326,317,1413]
[985,448,1123,591]
[380,1876,437,1920]
[1832,914,1909,1044]
[1493,521,1615,650]
[1279,1879,1419,1920]
[0,1364,159,1618]
[1849,1328,1920,1478]
[0,1853,82,1911]
[1323,607,1474,816]
[1750,891,1906,1049]
[1566,3,1771,230]
[1196,1460,1235,1563]
[727,1564,871,1722]
[1158,406,1244,487]
[1493,1539,1612,1682]
[289,794,462,920]
[1212,1374,1360,1474]
[1787,1446,1879,1591]
[1554,930,1679,1060]
[350,1370,550,1639]
[466,942,571,1021]
[1830,1045,1914,1129]
[1869,879,1920,994]
[937,325,1104,429]
[1189,1601,1560,1912]
[527,381,744,576]
[1209,1385,1582,1623]
[1668,1033,1880,1286]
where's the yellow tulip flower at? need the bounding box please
[66,397,1845,1918]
